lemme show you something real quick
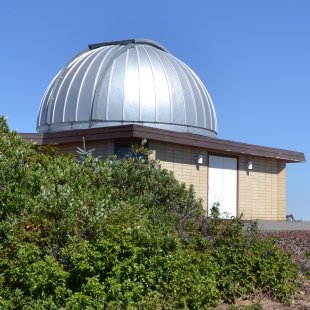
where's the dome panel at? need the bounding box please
[123,48,140,121]
[146,47,171,123]
[37,39,218,137]
[156,51,185,125]
[137,46,156,123]
[167,56,197,126]
[106,54,126,121]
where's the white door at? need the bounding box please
[208,155,237,217]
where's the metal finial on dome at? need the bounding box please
[37,39,218,137]
[88,39,169,53]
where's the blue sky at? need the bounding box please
[0,0,309,219]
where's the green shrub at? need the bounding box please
[0,116,300,308]
[201,214,300,303]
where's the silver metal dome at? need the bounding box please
[37,39,218,136]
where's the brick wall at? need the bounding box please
[277,161,286,220]
[149,141,208,208]
[151,142,286,220]
[55,139,287,220]
[58,140,114,159]
[238,156,286,220]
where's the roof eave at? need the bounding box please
[19,125,306,163]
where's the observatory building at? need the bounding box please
[23,39,305,220]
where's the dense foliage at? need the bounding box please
[0,116,300,309]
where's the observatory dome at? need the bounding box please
[37,39,218,137]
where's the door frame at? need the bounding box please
[207,153,239,217]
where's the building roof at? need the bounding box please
[21,125,305,163]
[37,39,217,137]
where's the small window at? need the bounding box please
[115,142,147,160]
[116,145,135,159]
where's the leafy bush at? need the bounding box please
[0,116,300,308]
[201,213,300,303]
